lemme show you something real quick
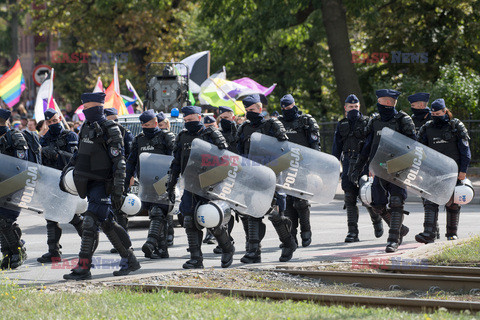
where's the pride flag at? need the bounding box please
[0,59,26,108]
[104,80,129,115]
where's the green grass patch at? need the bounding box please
[429,236,480,266]
[0,279,477,319]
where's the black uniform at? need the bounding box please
[278,112,319,247]
[166,125,235,269]
[37,128,83,263]
[62,116,140,280]
[416,118,471,242]
[126,128,175,259]
[350,110,416,252]
[332,114,383,242]
[0,127,29,270]
[236,117,297,263]
[412,112,432,133]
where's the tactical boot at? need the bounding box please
[113,250,141,276]
[344,195,359,243]
[270,211,297,262]
[241,217,263,264]
[446,205,460,240]
[212,225,235,268]
[296,199,312,247]
[167,215,174,247]
[101,218,140,276]
[300,231,312,247]
[415,202,438,244]
[385,208,404,253]
[63,258,92,281]
[0,220,27,270]
[64,213,98,281]
[38,220,62,263]
[344,224,359,243]
[183,227,204,269]
[367,207,383,238]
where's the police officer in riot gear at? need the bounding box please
[0,109,28,270]
[62,92,140,280]
[349,89,415,253]
[156,112,175,246]
[332,94,383,242]
[37,109,83,263]
[218,106,238,152]
[104,107,134,253]
[408,93,432,132]
[236,94,297,263]
[166,105,235,269]
[201,115,220,245]
[126,110,175,259]
[416,99,471,243]
[278,94,319,247]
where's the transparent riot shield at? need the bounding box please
[138,153,174,205]
[0,154,81,223]
[249,132,341,204]
[369,127,458,205]
[183,139,276,218]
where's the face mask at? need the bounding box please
[377,103,396,121]
[220,118,234,132]
[184,121,203,133]
[48,123,63,136]
[142,127,158,138]
[0,126,7,136]
[246,111,264,125]
[432,114,449,126]
[346,109,360,121]
[282,106,299,121]
[411,107,430,118]
[83,106,105,123]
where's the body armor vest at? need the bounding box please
[75,122,113,181]
[369,111,411,159]
[425,121,461,163]
[412,114,431,132]
[338,116,368,155]
[279,115,310,147]
[43,130,71,169]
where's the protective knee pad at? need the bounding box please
[446,203,461,212]
[268,209,283,223]
[183,215,195,230]
[149,206,166,219]
[293,198,310,211]
[389,195,404,209]
[344,192,358,207]
[101,218,132,256]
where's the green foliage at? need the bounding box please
[429,235,480,266]
[0,284,476,319]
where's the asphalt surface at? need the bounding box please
[3,198,479,286]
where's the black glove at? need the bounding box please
[111,190,124,211]
[42,146,58,160]
[348,155,367,185]
[167,187,175,204]
[59,170,67,193]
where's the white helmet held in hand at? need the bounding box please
[121,193,142,216]
[359,175,373,207]
[196,200,231,229]
[63,168,78,196]
[453,179,475,205]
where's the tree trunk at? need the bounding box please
[321,0,366,113]
[10,0,19,62]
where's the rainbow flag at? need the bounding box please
[104,80,129,115]
[0,59,26,108]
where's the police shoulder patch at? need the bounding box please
[110,147,120,157]
[16,150,26,159]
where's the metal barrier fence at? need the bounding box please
[317,120,480,166]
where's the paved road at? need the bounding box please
[4,200,479,286]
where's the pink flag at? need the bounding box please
[93,76,104,93]
[75,104,85,121]
[232,77,276,96]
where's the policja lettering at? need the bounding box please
[19,166,38,209]
[404,146,424,185]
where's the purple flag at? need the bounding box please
[232,77,276,96]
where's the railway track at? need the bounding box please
[110,283,480,312]
[273,268,480,292]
